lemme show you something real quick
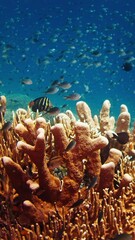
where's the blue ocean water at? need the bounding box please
[0,0,135,123]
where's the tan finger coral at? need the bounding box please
[0,96,134,240]
[17,127,61,203]
[97,161,115,196]
[15,120,82,208]
[52,121,108,180]
[99,99,115,134]
[0,95,7,126]
[114,173,133,198]
[2,156,33,201]
[76,100,95,128]
[105,148,122,165]
[116,104,131,133]
[1,156,57,226]
[72,121,108,154]
[51,123,69,154]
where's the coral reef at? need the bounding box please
[0,97,135,239]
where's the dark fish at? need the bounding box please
[87,176,98,190]
[100,143,110,164]
[31,37,40,43]
[101,131,129,163]
[61,104,68,108]
[122,62,133,71]
[55,55,64,62]
[46,107,60,115]
[29,97,52,112]
[98,210,103,224]
[64,140,76,152]
[1,121,12,131]
[111,233,132,240]
[60,75,64,80]
[5,44,15,49]
[64,93,81,100]
[70,198,84,208]
[36,58,42,65]
[45,86,59,94]
[91,50,101,56]
[51,80,59,86]
[113,132,129,144]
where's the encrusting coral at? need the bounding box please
[0,96,135,240]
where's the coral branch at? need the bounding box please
[1,156,32,201]
[0,96,134,239]
[116,104,131,133]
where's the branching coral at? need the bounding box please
[0,95,6,124]
[99,99,115,134]
[0,96,134,240]
[115,104,131,133]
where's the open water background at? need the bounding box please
[0,0,135,123]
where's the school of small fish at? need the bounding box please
[0,1,135,116]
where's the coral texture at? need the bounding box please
[0,95,134,240]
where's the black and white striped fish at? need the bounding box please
[29,97,52,112]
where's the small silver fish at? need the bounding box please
[45,86,59,94]
[21,78,33,85]
[46,107,60,115]
[64,93,81,100]
[58,81,72,89]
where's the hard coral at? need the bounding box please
[0,95,134,240]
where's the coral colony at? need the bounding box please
[0,95,135,240]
